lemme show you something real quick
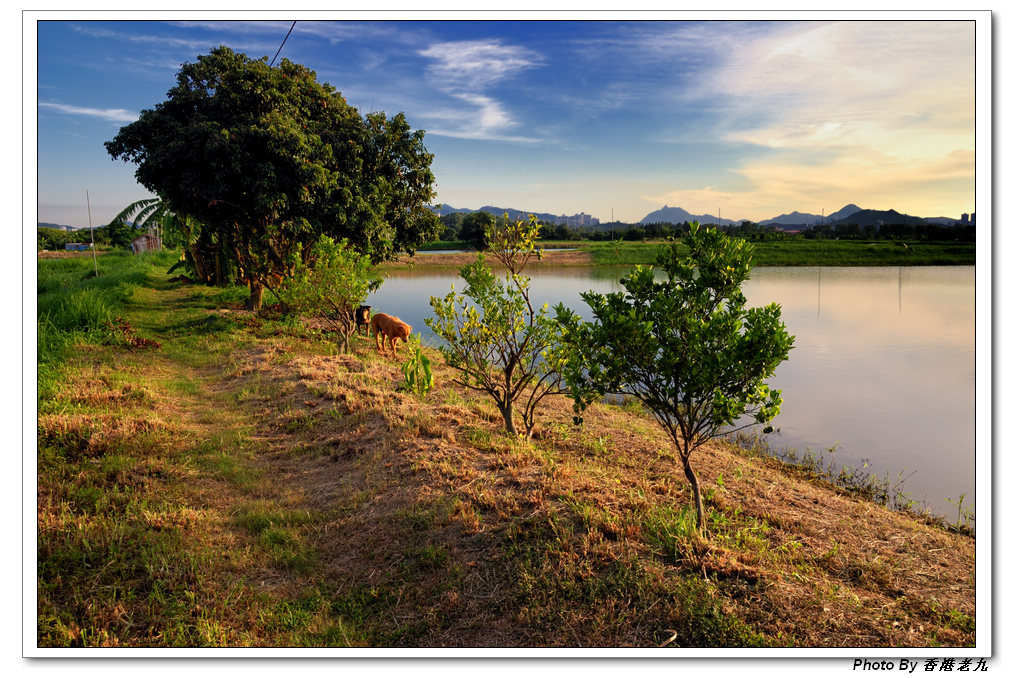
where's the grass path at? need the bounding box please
[36,258,976,648]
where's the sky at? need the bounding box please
[31,13,981,228]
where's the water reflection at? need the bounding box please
[369,265,975,518]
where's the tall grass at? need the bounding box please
[36,250,177,401]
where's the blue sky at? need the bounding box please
[33,15,980,228]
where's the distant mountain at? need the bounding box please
[637,202,963,228]
[826,204,862,222]
[758,205,861,226]
[758,211,821,227]
[433,202,967,230]
[639,205,739,226]
[637,204,865,227]
[429,204,473,217]
[827,208,927,227]
[430,204,578,224]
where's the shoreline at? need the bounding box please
[384,240,975,270]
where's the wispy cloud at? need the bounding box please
[418,38,545,142]
[71,23,213,52]
[647,20,975,217]
[709,21,974,154]
[420,39,543,90]
[38,102,137,124]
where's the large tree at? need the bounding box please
[106,46,439,309]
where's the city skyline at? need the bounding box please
[32,14,983,229]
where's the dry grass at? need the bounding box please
[183,329,975,647]
[35,273,976,649]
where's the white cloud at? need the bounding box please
[418,39,544,142]
[420,39,542,90]
[71,23,214,52]
[712,21,974,155]
[38,102,137,124]
[658,20,976,217]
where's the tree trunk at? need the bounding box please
[245,280,264,311]
[682,456,708,538]
[189,243,211,283]
[500,399,518,437]
[215,250,224,287]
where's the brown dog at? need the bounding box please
[370,312,412,356]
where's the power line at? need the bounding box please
[269,21,297,67]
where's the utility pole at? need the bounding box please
[86,190,97,276]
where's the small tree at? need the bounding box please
[104,216,136,249]
[279,236,379,353]
[557,223,794,536]
[427,215,566,438]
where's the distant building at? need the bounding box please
[65,243,92,251]
[131,233,162,254]
[555,212,600,227]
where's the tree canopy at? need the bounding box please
[106,46,439,308]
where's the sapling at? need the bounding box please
[427,215,566,438]
[557,222,794,536]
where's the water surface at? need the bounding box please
[368,265,975,518]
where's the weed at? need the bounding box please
[399,333,436,396]
[945,494,976,535]
[642,503,702,565]
[281,408,319,433]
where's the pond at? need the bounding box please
[367,265,976,520]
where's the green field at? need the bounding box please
[585,238,975,267]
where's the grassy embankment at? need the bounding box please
[585,239,975,267]
[36,251,975,648]
[404,239,975,269]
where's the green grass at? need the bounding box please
[750,239,975,266]
[37,250,179,401]
[585,240,676,266]
[580,238,974,267]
